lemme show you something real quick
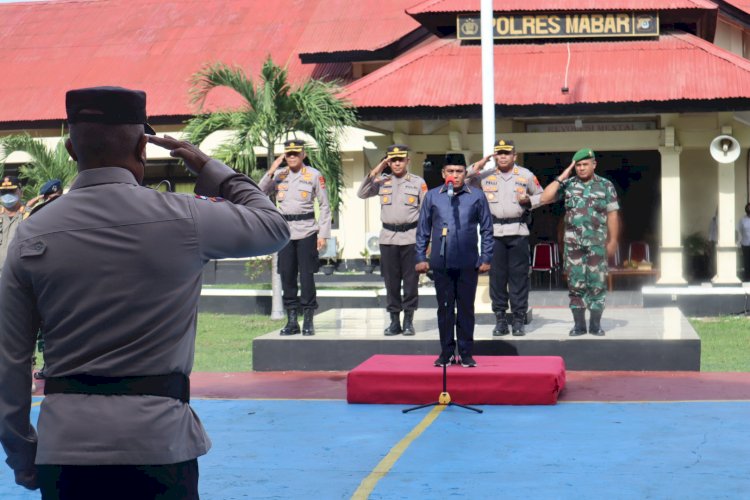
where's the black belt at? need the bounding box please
[383,221,418,232]
[283,212,315,221]
[44,373,190,403]
[492,216,524,225]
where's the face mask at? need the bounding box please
[0,194,19,209]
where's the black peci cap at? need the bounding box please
[444,153,466,167]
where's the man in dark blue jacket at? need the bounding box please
[415,153,493,367]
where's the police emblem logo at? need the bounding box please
[301,191,309,199]
[487,193,495,200]
[513,167,519,175]
[408,196,415,203]
[382,196,390,203]
[278,192,286,200]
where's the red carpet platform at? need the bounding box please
[347,355,566,405]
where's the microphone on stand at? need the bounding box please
[445,175,455,198]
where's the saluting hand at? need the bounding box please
[558,160,576,181]
[148,135,210,175]
[369,157,389,179]
[268,154,285,176]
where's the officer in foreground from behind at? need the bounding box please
[468,139,544,336]
[540,148,619,336]
[0,86,290,498]
[260,140,332,336]
[357,144,427,336]
[415,153,493,368]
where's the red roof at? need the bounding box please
[298,0,422,56]
[406,0,718,14]
[0,0,350,124]
[340,31,750,109]
[724,1,750,15]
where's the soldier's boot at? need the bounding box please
[384,312,402,336]
[280,309,300,336]
[511,312,526,337]
[402,311,416,336]
[569,309,587,336]
[589,309,605,336]
[492,312,510,337]
[302,309,316,336]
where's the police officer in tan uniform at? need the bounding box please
[260,140,332,336]
[0,86,290,497]
[0,176,28,272]
[469,139,543,336]
[357,144,427,336]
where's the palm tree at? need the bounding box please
[0,132,77,199]
[184,56,357,319]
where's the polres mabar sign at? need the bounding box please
[457,12,659,40]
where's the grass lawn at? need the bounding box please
[194,313,283,372]
[193,313,750,373]
[689,316,750,372]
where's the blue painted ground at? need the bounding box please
[2,398,749,499]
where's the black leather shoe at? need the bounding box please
[511,315,525,336]
[492,313,509,336]
[302,309,315,336]
[402,311,415,336]
[434,352,456,367]
[384,312,402,336]
[280,309,300,336]
[569,308,587,337]
[589,309,605,336]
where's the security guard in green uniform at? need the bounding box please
[469,139,543,336]
[259,140,332,336]
[540,148,620,336]
[357,144,427,336]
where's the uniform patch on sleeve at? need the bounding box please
[319,176,326,189]
[421,182,427,192]
[195,195,225,202]
[534,176,541,188]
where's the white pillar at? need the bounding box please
[480,0,495,155]
[713,155,741,285]
[657,146,687,285]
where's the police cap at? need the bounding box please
[572,148,596,163]
[66,86,155,134]
[40,179,63,196]
[284,140,305,153]
[386,144,409,159]
[0,176,21,192]
[494,139,515,152]
[444,153,466,167]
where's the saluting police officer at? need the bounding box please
[0,86,290,497]
[540,148,620,336]
[469,139,543,336]
[357,144,427,336]
[260,140,332,336]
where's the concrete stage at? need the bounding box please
[252,307,700,372]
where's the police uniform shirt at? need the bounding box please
[468,164,542,237]
[259,165,332,241]
[0,205,26,269]
[357,172,427,245]
[0,160,290,469]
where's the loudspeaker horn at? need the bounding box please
[710,134,740,163]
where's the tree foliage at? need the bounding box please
[0,132,77,199]
[184,56,357,212]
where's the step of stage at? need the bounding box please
[252,307,700,372]
[347,355,566,405]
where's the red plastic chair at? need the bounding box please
[628,241,650,263]
[531,243,555,290]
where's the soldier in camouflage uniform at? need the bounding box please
[540,148,619,336]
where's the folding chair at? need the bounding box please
[628,241,651,263]
[531,243,555,290]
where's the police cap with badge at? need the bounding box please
[66,86,155,134]
[284,140,305,153]
[40,179,62,197]
[0,176,21,193]
[386,144,409,159]
[494,139,515,153]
